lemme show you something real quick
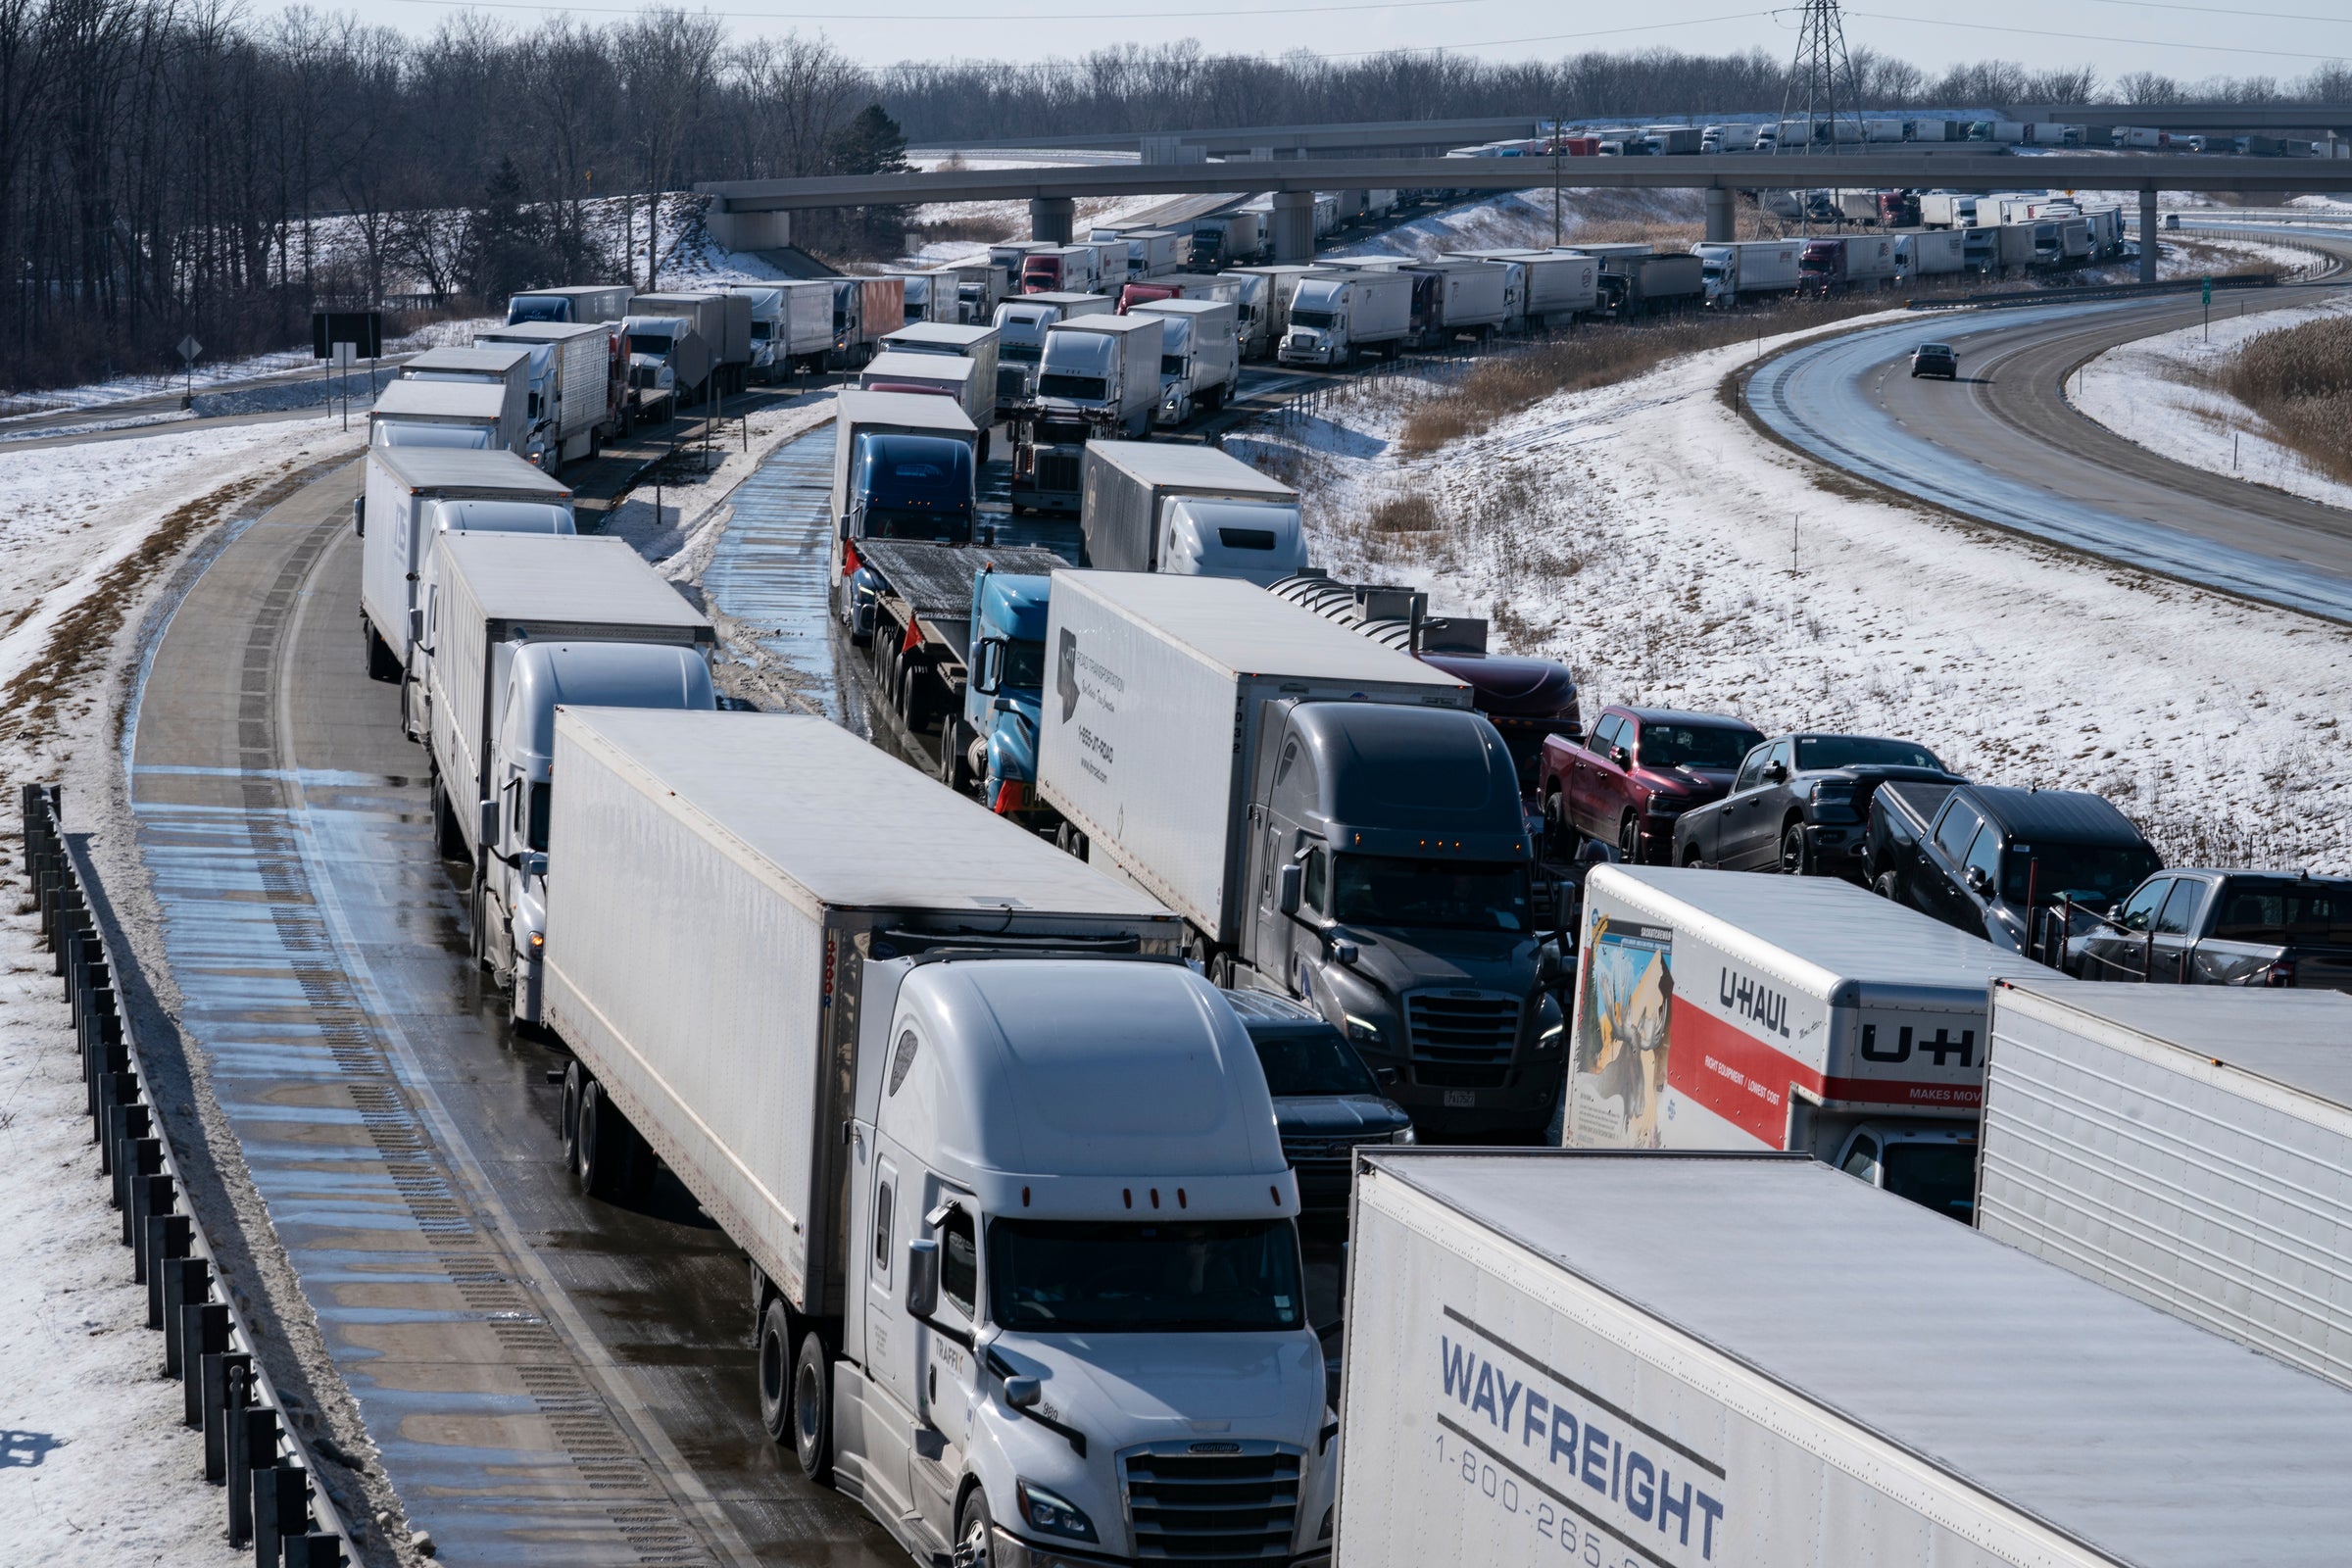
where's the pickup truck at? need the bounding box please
[1866,780,2161,953]
[1538,704,1762,864]
[1672,731,1960,876]
[2068,868,2352,990]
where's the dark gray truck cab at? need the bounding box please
[2071,869,2352,990]
[1867,781,2160,953]
[1239,699,1566,1139]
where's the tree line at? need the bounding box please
[1,0,2343,394]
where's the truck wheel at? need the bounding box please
[561,1059,585,1165]
[791,1330,834,1483]
[1618,813,1641,865]
[1542,789,1575,858]
[757,1297,796,1446]
[431,780,470,864]
[940,719,974,792]
[1781,823,1812,876]
[955,1488,997,1568]
[364,622,402,683]
[574,1078,632,1200]
[1873,870,1901,902]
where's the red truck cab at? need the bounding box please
[1541,704,1762,863]
[1119,281,1183,313]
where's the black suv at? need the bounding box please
[1223,988,1412,1213]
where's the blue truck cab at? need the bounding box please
[843,432,976,639]
[963,570,1052,817]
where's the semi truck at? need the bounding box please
[414,534,713,894]
[1895,228,1968,280]
[878,322,1002,434]
[534,708,1336,1568]
[368,378,521,454]
[990,292,1111,413]
[355,447,573,684]
[984,242,1057,301]
[1596,252,1705,315]
[1337,1149,2352,1568]
[1128,297,1239,424]
[1019,246,1101,296]
[1038,570,1563,1139]
[1449,251,1598,328]
[474,320,622,466]
[1403,261,1510,346]
[1566,865,2042,1217]
[721,281,832,381]
[1279,270,1412,367]
[858,352,994,457]
[829,390,980,634]
[1693,240,1804,306]
[1230,265,1324,352]
[1078,441,1304,581]
[1919,192,1981,228]
[631,290,751,395]
[401,345,532,452]
[1979,979,2352,1393]
[1796,235,1900,295]
[828,276,906,369]
[1185,212,1262,270]
[1009,315,1163,514]
[504,284,631,326]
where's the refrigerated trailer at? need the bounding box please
[536,708,1335,1568]
[1980,979,2352,1393]
[1566,865,2043,1215]
[1077,440,1303,579]
[369,379,520,455]
[474,320,619,466]
[1338,1149,2352,1568]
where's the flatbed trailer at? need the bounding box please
[853,538,1068,770]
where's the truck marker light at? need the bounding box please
[1176,1189,1187,1209]
[1271,1186,1281,1205]
[1122,1189,1132,1208]
[1021,1187,1031,1206]
[1149,1189,1160,1209]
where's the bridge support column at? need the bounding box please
[1272,189,1317,263]
[2138,186,2158,284]
[706,204,790,252]
[1704,187,1735,243]
[1029,196,1074,244]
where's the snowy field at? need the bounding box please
[1333,186,1703,258]
[1228,313,2352,872]
[2074,292,2352,514]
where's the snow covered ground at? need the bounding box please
[1334,186,1704,258]
[1228,315,2352,872]
[0,319,492,422]
[2074,293,2352,514]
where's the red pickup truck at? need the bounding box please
[1539,704,1762,863]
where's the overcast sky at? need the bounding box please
[279,0,2346,90]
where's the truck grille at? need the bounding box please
[1406,992,1519,1089]
[1035,451,1082,493]
[996,366,1027,399]
[1123,1442,1301,1561]
[1279,1132,1381,1164]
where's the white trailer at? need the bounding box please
[369,379,519,454]
[1037,569,1468,944]
[1918,191,1980,228]
[1980,979,2352,1393]
[1279,270,1412,366]
[1692,239,1804,304]
[356,447,572,684]
[402,345,533,455]
[1077,440,1303,580]
[538,708,1334,1568]
[1896,228,1968,278]
[474,320,615,466]
[1566,866,2042,1214]
[877,321,1001,427]
[1339,1149,2352,1568]
[858,352,992,450]
[1128,296,1238,424]
[989,292,1111,409]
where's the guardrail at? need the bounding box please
[20,783,361,1568]
[1909,270,2282,311]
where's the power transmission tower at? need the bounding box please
[1777,0,1865,232]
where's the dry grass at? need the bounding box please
[2218,314,2352,488]
[1368,493,1441,534]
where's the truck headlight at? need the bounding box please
[1015,1480,1099,1543]
[1390,1126,1417,1145]
[1344,1013,1383,1043]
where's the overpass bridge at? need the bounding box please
[701,152,2352,279]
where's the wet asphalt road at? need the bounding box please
[128,462,906,1565]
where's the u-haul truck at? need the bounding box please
[1563,865,2044,1217]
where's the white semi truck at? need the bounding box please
[991,292,1111,413]
[368,379,521,454]
[1279,270,1411,367]
[473,319,620,466]
[1692,239,1804,305]
[355,447,573,685]
[535,708,1337,1568]
[1129,297,1239,424]
[1979,979,2352,1394]
[1565,866,2042,1216]
[1077,441,1305,581]
[414,533,715,926]
[858,352,994,455]
[1338,1149,2352,1568]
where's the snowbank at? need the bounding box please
[2073,293,2352,514]
[1228,318,2352,871]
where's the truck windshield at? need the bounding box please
[1000,341,1041,362]
[1794,736,1946,770]
[506,296,568,323]
[1333,856,1532,933]
[1881,1143,1976,1222]
[1251,1030,1380,1098]
[2210,878,2352,944]
[2000,841,2160,905]
[988,1220,1302,1333]
[1037,373,1106,400]
[1289,309,1335,329]
[1638,722,1759,768]
[1000,638,1047,689]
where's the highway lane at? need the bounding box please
[126,462,904,1565]
[1748,227,2352,621]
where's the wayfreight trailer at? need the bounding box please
[536,708,1336,1568]
[1337,1149,2352,1568]
[1565,865,2041,1215]
[1979,979,2352,1393]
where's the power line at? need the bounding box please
[2075,0,2352,26]
[1848,11,2338,61]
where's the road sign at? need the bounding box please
[2202,276,2213,305]
[330,342,357,368]
[311,310,382,359]
[176,335,203,365]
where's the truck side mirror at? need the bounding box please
[1765,760,1788,783]
[1537,946,1563,987]
[408,608,426,651]
[906,1238,939,1318]
[479,799,501,852]
[352,497,366,538]
[1609,746,1630,768]
[972,638,1003,697]
[1965,865,1993,896]
[1003,1377,1042,1411]
[1278,863,1303,915]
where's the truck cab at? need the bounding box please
[815,956,1335,1568]
[841,433,978,639]
[1240,701,1564,1139]
[486,648,716,1022]
[962,571,1052,820]
[1278,278,1352,367]
[621,314,688,419]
